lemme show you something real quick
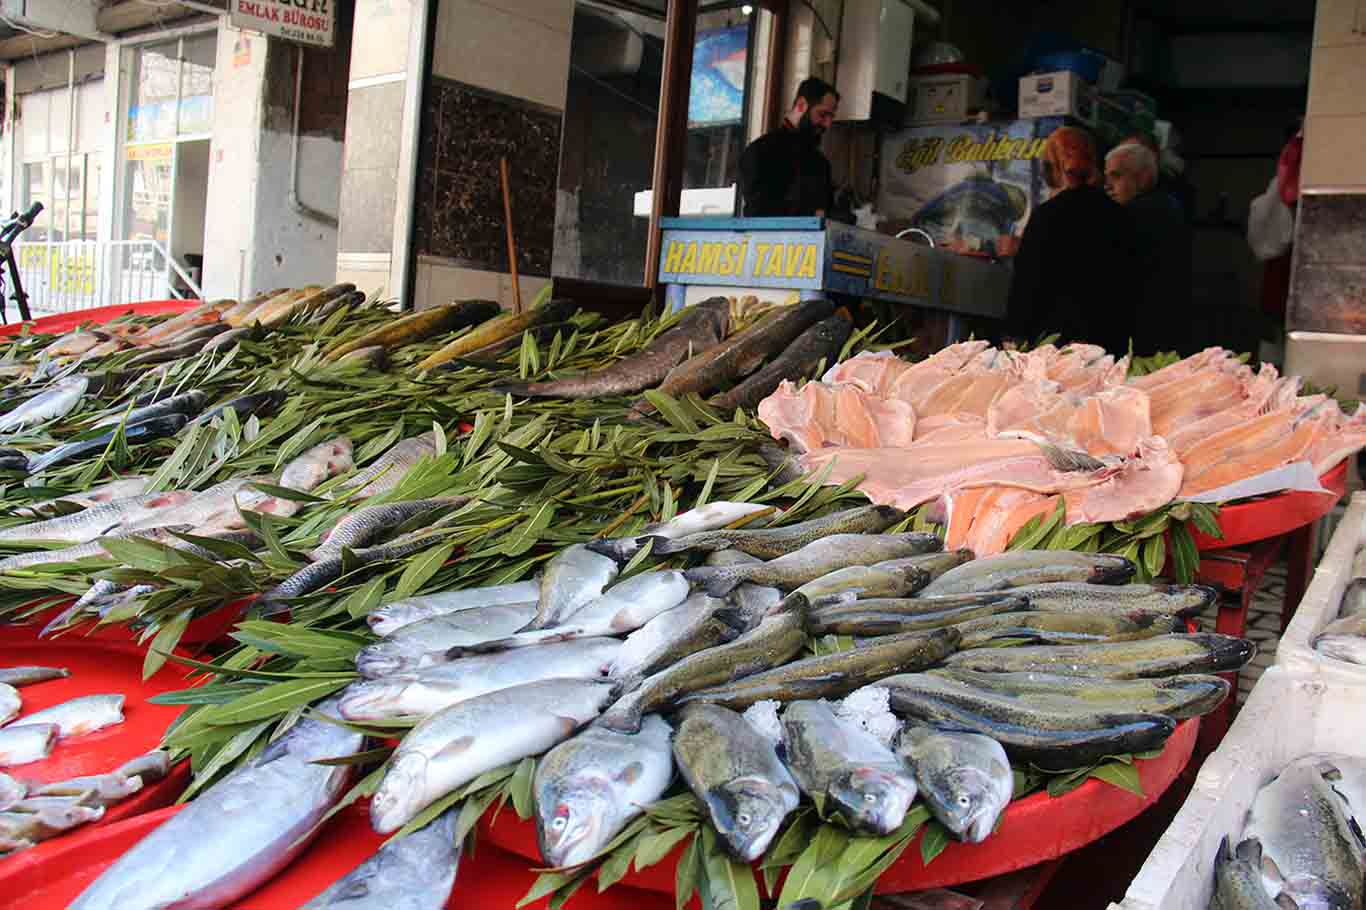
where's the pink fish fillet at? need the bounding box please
[757,380,915,454]
[913,414,989,444]
[821,350,910,396]
[1149,365,1253,437]
[1127,347,1234,391]
[1167,373,1297,457]
[1064,436,1184,523]
[1309,403,1366,476]
[943,487,994,551]
[966,488,1059,557]
[915,370,1017,418]
[987,383,1151,457]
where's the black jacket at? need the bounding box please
[738,124,834,218]
[1127,188,1193,356]
[1005,184,1139,356]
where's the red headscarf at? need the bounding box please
[1043,126,1099,190]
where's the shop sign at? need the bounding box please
[230,0,335,48]
[127,143,174,162]
[658,230,825,290]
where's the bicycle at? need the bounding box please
[0,202,44,324]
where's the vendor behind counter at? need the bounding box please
[738,78,840,218]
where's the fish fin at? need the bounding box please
[1274,894,1300,910]
[1040,444,1108,473]
[642,535,682,556]
[616,762,643,785]
[437,735,476,759]
[685,567,740,597]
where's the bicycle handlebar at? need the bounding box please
[17,202,42,227]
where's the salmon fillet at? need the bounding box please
[944,487,994,550]
[822,350,910,396]
[1309,403,1366,476]
[1065,437,1184,522]
[987,383,1151,457]
[757,380,915,453]
[1127,347,1233,391]
[1179,411,1326,497]
[965,488,1057,556]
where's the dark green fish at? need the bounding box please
[920,550,1135,597]
[709,311,854,413]
[685,531,942,597]
[941,633,1255,679]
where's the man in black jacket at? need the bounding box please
[738,77,840,218]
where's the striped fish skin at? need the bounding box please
[0,491,195,544]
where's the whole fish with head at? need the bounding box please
[895,723,1013,844]
[672,702,800,862]
[339,637,621,722]
[68,697,362,910]
[928,668,1230,721]
[520,543,619,631]
[367,579,541,637]
[1243,755,1365,910]
[91,390,208,429]
[311,496,467,561]
[534,714,674,868]
[190,389,288,426]
[371,678,614,834]
[989,582,1217,619]
[26,413,190,475]
[942,633,1255,679]
[877,673,1177,772]
[598,609,809,734]
[607,593,745,684]
[685,532,944,597]
[355,603,538,678]
[809,593,1031,636]
[643,504,906,560]
[919,550,1136,597]
[200,326,253,354]
[323,298,500,361]
[39,330,113,360]
[329,432,439,500]
[493,298,730,399]
[301,806,461,910]
[31,772,141,808]
[776,563,930,611]
[0,773,24,811]
[218,289,286,326]
[0,376,88,432]
[951,610,1180,649]
[0,534,168,573]
[0,490,195,544]
[781,699,918,835]
[10,694,124,737]
[450,570,690,654]
[415,298,580,371]
[240,286,321,327]
[257,283,357,328]
[678,628,961,712]
[709,311,854,413]
[585,501,777,562]
[308,289,368,325]
[257,532,446,616]
[1212,837,1293,910]
[0,724,57,766]
[0,682,17,724]
[0,666,69,686]
[121,328,227,367]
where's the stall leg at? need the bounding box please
[1282,519,1319,632]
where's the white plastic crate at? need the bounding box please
[1109,665,1366,910]
[1276,490,1366,687]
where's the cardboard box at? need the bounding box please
[1018,71,1095,124]
[907,74,988,124]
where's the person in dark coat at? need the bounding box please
[1105,141,1193,356]
[738,77,839,218]
[1005,126,1139,354]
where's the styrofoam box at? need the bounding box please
[1109,665,1366,910]
[1276,489,1366,686]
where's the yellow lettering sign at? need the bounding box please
[723,241,744,275]
[764,245,784,278]
[697,242,722,274]
[798,245,818,279]
[679,242,698,274]
[664,240,685,273]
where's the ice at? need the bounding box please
[742,700,784,748]
[835,686,900,749]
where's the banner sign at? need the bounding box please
[659,230,826,290]
[230,0,335,48]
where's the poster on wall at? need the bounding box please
[230,0,335,48]
[877,117,1066,258]
[688,26,748,127]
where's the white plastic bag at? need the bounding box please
[1247,175,1294,261]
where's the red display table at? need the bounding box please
[0,300,198,339]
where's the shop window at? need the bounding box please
[128,41,180,143]
[681,7,754,214]
[178,34,216,137]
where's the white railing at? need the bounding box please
[11,240,204,314]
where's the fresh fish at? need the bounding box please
[10,694,124,737]
[308,290,368,325]
[646,504,906,559]
[27,413,190,475]
[69,698,362,910]
[1340,578,1366,619]
[415,299,580,372]
[0,376,88,431]
[896,724,1013,844]
[521,543,619,631]
[686,532,944,597]
[311,496,467,561]
[91,390,207,429]
[20,476,151,515]
[192,390,288,425]
[0,534,167,574]
[0,833,33,854]
[709,311,854,413]
[301,806,461,910]
[941,633,1255,679]
[608,593,745,684]
[331,432,439,500]
[371,678,614,834]
[355,604,538,678]
[0,683,18,724]
[780,700,917,835]
[930,669,1231,721]
[367,579,541,637]
[875,549,975,581]
[599,610,809,733]
[1212,837,1291,910]
[534,714,675,867]
[258,533,445,616]
[11,793,104,814]
[0,803,104,840]
[256,283,357,329]
[877,673,1177,772]
[200,326,253,353]
[334,345,388,370]
[0,490,195,544]
[585,501,776,562]
[671,702,800,862]
[952,610,1180,648]
[1315,635,1366,666]
[920,550,1136,597]
[494,298,730,399]
[778,563,930,610]
[1243,756,1365,910]
[709,550,785,628]
[809,594,1031,636]
[31,753,171,807]
[339,637,621,721]
[0,724,57,766]
[120,477,262,531]
[678,628,961,711]
[0,773,24,811]
[0,666,70,686]
[993,582,1217,618]
[280,436,355,492]
[40,330,112,359]
[324,299,501,361]
[120,328,226,367]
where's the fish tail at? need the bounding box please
[643,535,684,556]
[584,538,638,562]
[1040,444,1108,472]
[491,382,535,397]
[684,566,740,597]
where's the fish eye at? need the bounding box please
[864,793,877,803]
[957,795,972,807]
[551,817,567,831]
[737,812,752,827]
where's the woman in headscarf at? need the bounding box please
[1004,126,1138,354]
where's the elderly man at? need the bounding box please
[1105,142,1193,355]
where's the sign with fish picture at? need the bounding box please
[878,117,1067,258]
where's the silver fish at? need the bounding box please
[339,637,621,721]
[0,773,24,811]
[920,550,1136,597]
[31,772,142,807]
[895,723,1013,843]
[586,501,777,562]
[780,563,929,610]
[10,694,125,737]
[119,477,264,532]
[0,490,196,544]
[91,390,208,429]
[332,432,438,500]
[781,700,917,835]
[367,579,542,637]
[0,376,88,431]
[534,714,674,868]
[0,724,57,766]
[355,604,539,678]
[280,436,356,492]
[686,532,944,597]
[1213,837,1291,910]
[0,683,17,725]
[646,504,907,560]
[69,698,363,910]
[18,476,151,516]
[522,543,619,631]
[301,806,462,910]
[451,570,690,654]
[0,802,103,840]
[311,496,467,561]
[371,678,614,834]
[0,666,69,686]
[607,593,739,683]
